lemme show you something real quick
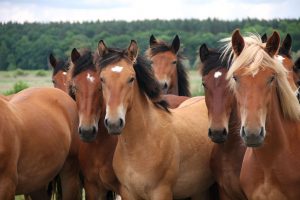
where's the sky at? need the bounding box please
[0,0,299,23]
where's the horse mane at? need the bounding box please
[145,40,191,97]
[52,59,70,76]
[200,48,232,76]
[69,49,96,78]
[96,48,170,112]
[222,33,300,121]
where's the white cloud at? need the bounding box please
[0,0,298,23]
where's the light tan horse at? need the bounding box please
[96,40,214,200]
[0,87,82,200]
[224,30,300,199]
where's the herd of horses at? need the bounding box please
[1,29,300,200]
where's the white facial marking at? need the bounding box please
[62,72,67,76]
[86,73,95,83]
[214,71,222,79]
[275,55,285,63]
[111,66,123,73]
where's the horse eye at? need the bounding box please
[128,77,135,83]
[232,76,237,82]
[202,82,206,88]
[172,61,177,65]
[100,77,105,83]
[268,75,276,84]
[52,80,56,84]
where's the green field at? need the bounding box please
[0,69,203,96]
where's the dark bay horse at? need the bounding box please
[199,43,246,200]
[0,87,81,200]
[224,30,300,199]
[97,40,214,200]
[68,48,120,200]
[49,53,70,92]
[146,35,191,96]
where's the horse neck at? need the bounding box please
[169,71,179,95]
[118,85,166,149]
[221,99,244,153]
[254,88,300,158]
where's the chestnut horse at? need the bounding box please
[97,40,214,200]
[0,87,82,200]
[68,48,120,200]
[146,35,191,96]
[199,44,246,200]
[49,53,70,92]
[224,30,300,199]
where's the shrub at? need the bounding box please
[35,70,48,77]
[4,81,29,95]
[13,68,29,77]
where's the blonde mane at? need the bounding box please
[223,33,300,121]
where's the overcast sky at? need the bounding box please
[0,0,298,23]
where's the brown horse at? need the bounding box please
[0,87,82,200]
[199,44,246,200]
[224,30,300,199]
[97,40,214,200]
[146,35,191,96]
[49,53,70,92]
[68,48,120,200]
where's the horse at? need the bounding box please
[0,87,82,200]
[68,48,120,200]
[96,39,214,200]
[223,29,300,199]
[199,43,246,200]
[49,53,70,92]
[145,35,191,97]
[294,57,300,100]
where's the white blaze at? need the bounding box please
[214,71,222,79]
[111,66,123,73]
[86,73,95,83]
[275,55,285,63]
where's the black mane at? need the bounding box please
[201,48,232,76]
[52,59,70,76]
[146,41,191,97]
[96,48,170,112]
[71,50,95,78]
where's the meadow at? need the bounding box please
[0,69,204,97]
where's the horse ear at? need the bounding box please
[126,40,139,62]
[150,35,157,47]
[71,48,81,63]
[171,35,180,54]
[49,53,57,68]
[199,44,210,62]
[265,31,280,57]
[261,33,267,43]
[281,33,292,52]
[98,40,108,57]
[232,29,244,56]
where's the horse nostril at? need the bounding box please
[119,119,124,127]
[104,119,109,127]
[241,126,246,137]
[78,127,82,134]
[222,128,227,136]
[208,128,212,137]
[163,82,168,89]
[259,127,264,137]
[92,126,97,133]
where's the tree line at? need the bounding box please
[0,18,300,70]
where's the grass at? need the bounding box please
[0,69,203,96]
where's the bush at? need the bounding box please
[4,81,29,95]
[35,70,48,77]
[13,68,29,77]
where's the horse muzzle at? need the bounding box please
[208,128,228,143]
[104,118,125,135]
[78,125,98,142]
[241,126,265,147]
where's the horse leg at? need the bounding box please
[0,175,17,200]
[26,187,51,200]
[59,157,82,200]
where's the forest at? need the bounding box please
[0,18,300,70]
